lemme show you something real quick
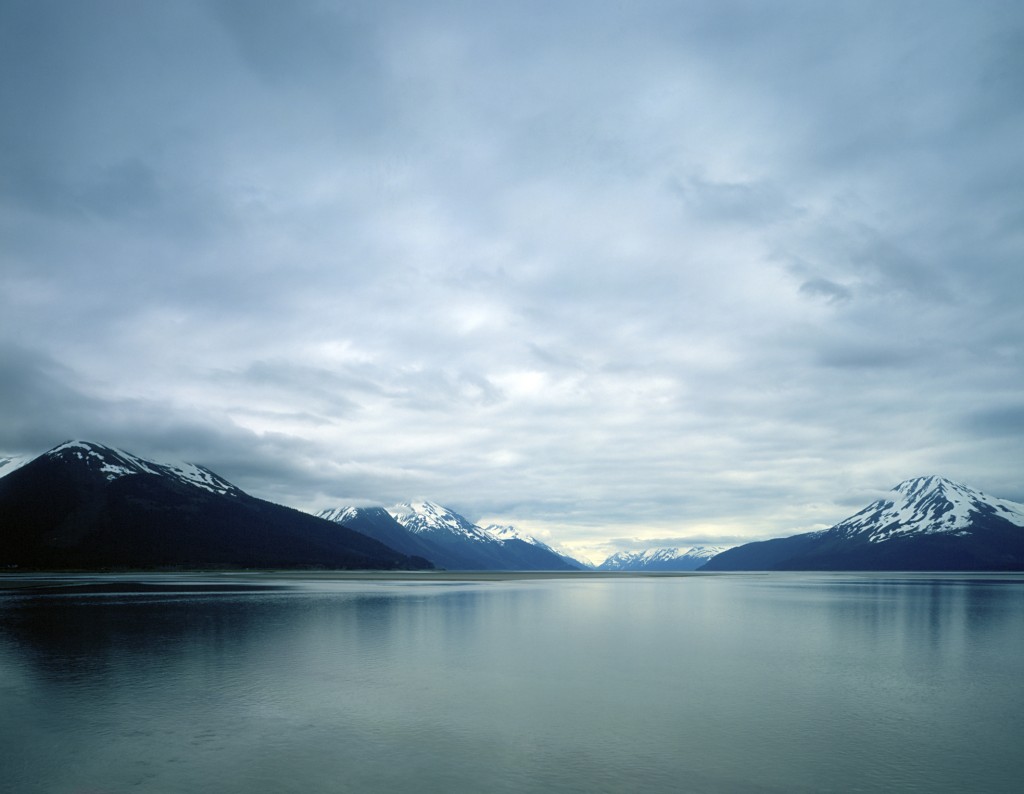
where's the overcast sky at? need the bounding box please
[2,0,1022,562]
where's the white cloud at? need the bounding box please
[1,0,1022,555]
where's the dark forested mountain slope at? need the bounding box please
[0,441,431,570]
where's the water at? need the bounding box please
[1,572,1022,793]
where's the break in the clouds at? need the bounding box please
[2,0,1022,561]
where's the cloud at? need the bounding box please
[672,176,801,227]
[0,344,96,449]
[799,278,852,304]
[960,404,1024,439]
[1,0,1022,555]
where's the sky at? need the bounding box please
[2,0,1022,563]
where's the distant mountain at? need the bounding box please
[386,501,581,570]
[316,505,446,564]
[483,524,593,569]
[702,476,1024,571]
[598,545,730,572]
[317,504,584,571]
[0,441,432,571]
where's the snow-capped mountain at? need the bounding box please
[0,441,430,571]
[317,505,370,525]
[42,440,244,496]
[703,476,1024,571]
[484,523,534,543]
[316,505,443,564]
[598,546,730,572]
[831,476,1024,541]
[483,524,592,569]
[391,501,498,543]
[316,503,582,570]
[382,502,581,570]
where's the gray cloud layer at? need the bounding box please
[2,0,1022,561]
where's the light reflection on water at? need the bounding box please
[1,573,1022,793]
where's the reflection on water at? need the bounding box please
[1,573,1022,793]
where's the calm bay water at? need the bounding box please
[1,572,1022,793]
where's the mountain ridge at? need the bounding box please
[483,523,592,569]
[702,476,1024,571]
[598,545,730,571]
[384,501,581,570]
[317,501,582,570]
[831,475,1024,540]
[0,441,432,571]
[4,444,1021,571]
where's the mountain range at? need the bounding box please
[598,546,730,572]
[701,476,1024,571]
[0,441,583,571]
[318,502,585,571]
[2,442,1022,571]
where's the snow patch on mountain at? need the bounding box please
[483,524,590,568]
[389,501,496,543]
[317,505,361,524]
[599,545,731,571]
[833,475,1024,543]
[0,454,31,479]
[46,440,242,496]
[484,523,532,543]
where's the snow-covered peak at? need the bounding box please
[482,523,589,567]
[599,545,731,571]
[317,505,361,524]
[318,505,397,525]
[678,545,731,561]
[599,551,639,570]
[833,475,1024,543]
[44,440,242,497]
[389,501,495,543]
[483,523,536,544]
